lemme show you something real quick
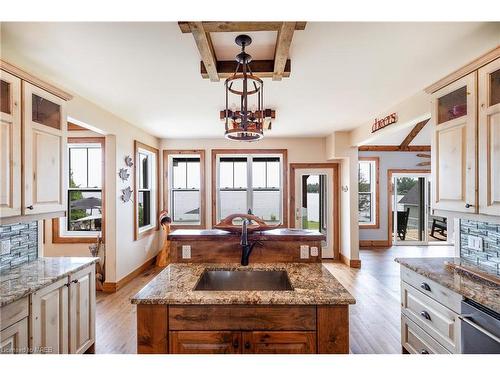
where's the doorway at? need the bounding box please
[290,164,339,259]
[388,170,448,245]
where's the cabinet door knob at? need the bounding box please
[72,280,78,284]
[420,349,429,354]
[465,203,474,208]
[232,340,239,349]
[420,282,431,291]
[420,311,431,321]
[244,342,251,350]
[64,282,70,287]
[26,205,34,210]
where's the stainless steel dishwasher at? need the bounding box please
[460,299,500,354]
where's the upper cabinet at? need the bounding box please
[478,58,500,216]
[0,70,22,218]
[0,61,71,221]
[431,53,500,217]
[431,72,477,213]
[22,82,67,215]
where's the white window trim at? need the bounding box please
[358,159,377,225]
[136,147,157,233]
[168,154,201,226]
[59,142,102,238]
[215,153,283,223]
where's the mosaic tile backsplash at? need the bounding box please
[0,222,38,272]
[460,219,500,276]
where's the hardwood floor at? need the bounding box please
[94,245,455,354]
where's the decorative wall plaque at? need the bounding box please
[371,112,398,133]
[125,155,134,167]
[121,186,133,202]
[118,168,130,182]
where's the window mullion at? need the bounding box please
[247,156,252,213]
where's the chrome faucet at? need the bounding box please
[240,219,261,266]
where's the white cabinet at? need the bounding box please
[30,265,96,354]
[0,70,22,218]
[478,58,500,216]
[431,72,477,213]
[30,278,69,354]
[22,82,67,216]
[69,266,96,354]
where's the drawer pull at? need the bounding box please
[233,339,239,349]
[420,282,431,291]
[420,349,429,354]
[420,311,431,321]
[244,342,251,350]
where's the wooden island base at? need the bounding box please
[137,304,349,354]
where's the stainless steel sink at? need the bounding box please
[194,270,293,291]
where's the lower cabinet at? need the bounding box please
[30,265,95,354]
[169,330,316,354]
[0,318,28,354]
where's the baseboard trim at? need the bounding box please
[340,253,361,268]
[359,240,391,249]
[102,256,157,293]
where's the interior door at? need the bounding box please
[0,70,22,217]
[22,81,67,215]
[478,58,500,216]
[431,72,477,213]
[294,168,334,258]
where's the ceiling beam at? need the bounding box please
[399,118,430,150]
[189,22,219,82]
[179,21,307,33]
[273,22,296,81]
[201,59,291,79]
[358,145,431,152]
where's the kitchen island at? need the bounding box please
[132,227,354,354]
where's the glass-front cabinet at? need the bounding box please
[0,71,22,218]
[431,72,476,213]
[478,58,500,216]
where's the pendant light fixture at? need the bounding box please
[224,34,264,141]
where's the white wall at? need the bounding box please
[358,151,431,242]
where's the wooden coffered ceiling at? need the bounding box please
[178,21,306,82]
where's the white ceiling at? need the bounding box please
[1,22,499,139]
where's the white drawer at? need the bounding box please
[401,281,461,353]
[401,314,450,354]
[401,266,462,313]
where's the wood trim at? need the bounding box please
[358,145,431,152]
[162,149,206,229]
[358,157,380,229]
[52,137,105,244]
[134,141,160,241]
[339,253,362,268]
[424,46,500,93]
[137,304,168,354]
[0,59,73,101]
[289,163,340,260]
[211,149,288,228]
[399,119,430,150]
[178,21,307,34]
[317,305,349,353]
[359,240,391,248]
[67,122,88,131]
[189,22,219,82]
[273,22,296,81]
[386,169,431,245]
[102,255,157,293]
[204,60,290,79]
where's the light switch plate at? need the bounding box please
[1,240,11,255]
[467,235,483,251]
[310,246,319,257]
[300,245,309,259]
[182,245,191,259]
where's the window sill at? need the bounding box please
[170,224,204,230]
[359,223,380,229]
[135,225,159,240]
[52,236,101,244]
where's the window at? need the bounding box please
[134,141,159,239]
[213,150,287,225]
[358,157,379,227]
[165,150,205,228]
[53,137,104,243]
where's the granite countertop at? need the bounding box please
[131,263,356,306]
[395,257,500,314]
[168,228,326,241]
[0,257,98,307]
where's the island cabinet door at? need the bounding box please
[169,331,242,354]
[242,331,317,354]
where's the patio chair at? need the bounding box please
[430,217,447,240]
[397,208,410,241]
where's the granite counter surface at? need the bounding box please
[395,257,500,314]
[1,257,98,307]
[131,263,356,305]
